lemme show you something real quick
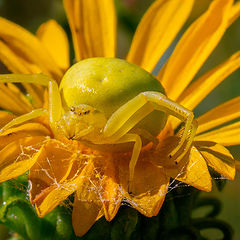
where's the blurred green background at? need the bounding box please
[0,0,239,239]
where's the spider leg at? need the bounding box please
[0,74,62,134]
[104,103,154,142]
[103,91,197,163]
[0,108,47,132]
[115,133,142,193]
[142,91,197,163]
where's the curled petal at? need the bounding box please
[72,155,122,236]
[29,139,78,207]
[118,154,169,217]
[174,147,212,192]
[72,160,103,237]
[72,190,102,237]
[0,136,46,182]
[195,141,235,180]
[100,156,122,221]
[150,136,212,192]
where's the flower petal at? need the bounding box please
[126,0,194,72]
[0,17,62,81]
[72,189,102,237]
[0,40,40,74]
[118,154,169,217]
[130,162,169,217]
[101,156,122,221]
[63,0,116,60]
[0,136,46,182]
[228,1,240,26]
[37,20,70,71]
[0,111,15,128]
[0,83,32,114]
[29,139,78,205]
[0,122,50,150]
[175,146,212,192]
[159,0,233,100]
[0,41,45,107]
[151,136,212,192]
[195,121,240,146]
[72,159,104,237]
[177,51,240,111]
[72,154,122,236]
[195,141,235,180]
[196,96,240,134]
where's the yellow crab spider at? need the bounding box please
[0,58,197,193]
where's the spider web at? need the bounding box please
[2,138,231,219]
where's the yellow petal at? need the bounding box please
[63,0,116,60]
[0,122,50,150]
[32,144,106,220]
[37,20,70,71]
[177,51,240,111]
[118,154,169,217]
[73,191,102,237]
[0,40,40,74]
[228,1,240,26]
[0,83,32,114]
[34,172,82,217]
[0,42,45,108]
[196,96,240,134]
[175,146,212,192]
[126,0,194,72]
[29,139,77,205]
[195,121,240,146]
[159,0,233,100]
[101,156,122,221]
[0,17,62,81]
[195,141,235,180]
[130,162,169,217]
[151,136,212,192]
[0,136,46,182]
[0,111,15,128]
[72,160,103,237]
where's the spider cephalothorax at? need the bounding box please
[0,57,197,192]
[57,104,107,141]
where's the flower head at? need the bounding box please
[0,0,240,236]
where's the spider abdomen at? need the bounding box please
[60,58,167,137]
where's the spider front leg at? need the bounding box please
[143,91,198,162]
[103,91,197,192]
[0,74,62,134]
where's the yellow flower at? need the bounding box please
[0,0,240,236]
